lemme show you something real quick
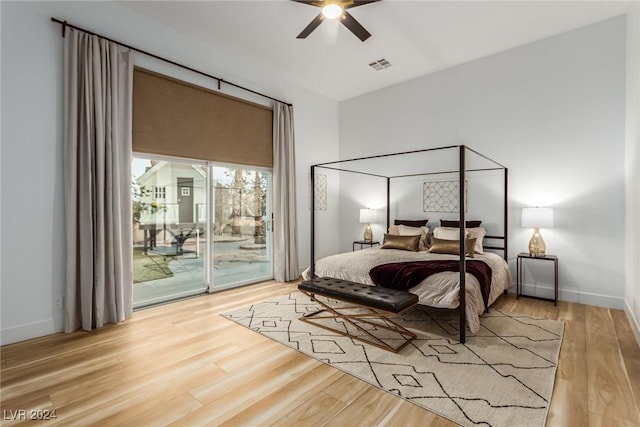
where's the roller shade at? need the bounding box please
[133,68,273,167]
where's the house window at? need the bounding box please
[155,186,166,199]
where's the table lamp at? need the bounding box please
[359,209,377,243]
[521,207,554,257]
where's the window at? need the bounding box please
[154,186,166,199]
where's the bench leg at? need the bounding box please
[299,291,417,353]
[302,308,325,318]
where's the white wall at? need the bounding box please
[339,16,627,308]
[0,1,340,344]
[625,4,640,345]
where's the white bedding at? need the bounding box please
[301,248,512,334]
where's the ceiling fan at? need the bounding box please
[292,0,380,42]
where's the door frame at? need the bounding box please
[206,161,274,293]
[132,153,274,299]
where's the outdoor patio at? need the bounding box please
[133,234,269,307]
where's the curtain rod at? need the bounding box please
[51,17,292,107]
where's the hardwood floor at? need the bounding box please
[2,280,639,426]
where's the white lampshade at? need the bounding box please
[359,208,377,224]
[521,207,554,229]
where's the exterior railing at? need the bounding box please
[139,203,207,225]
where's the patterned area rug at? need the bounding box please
[221,292,563,427]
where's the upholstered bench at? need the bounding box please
[298,277,418,352]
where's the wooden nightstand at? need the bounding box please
[516,252,558,305]
[353,240,380,251]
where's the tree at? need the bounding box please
[253,171,266,244]
[132,182,166,225]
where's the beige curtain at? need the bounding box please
[63,30,133,332]
[273,102,299,281]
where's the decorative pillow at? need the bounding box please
[466,227,487,254]
[440,219,482,228]
[397,224,430,251]
[394,219,428,227]
[388,225,400,235]
[433,226,467,241]
[428,237,476,257]
[381,234,420,252]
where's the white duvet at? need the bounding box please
[301,248,512,334]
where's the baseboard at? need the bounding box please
[1,317,63,346]
[518,283,625,309]
[624,299,640,347]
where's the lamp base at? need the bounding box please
[363,223,373,243]
[528,228,546,257]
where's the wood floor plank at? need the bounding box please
[556,319,587,386]
[587,411,640,427]
[49,362,226,425]
[546,378,590,427]
[1,356,124,402]
[219,363,343,426]
[585,305,616,339]
[1,280,639,427]
[323,386,405,426]
[175,354,319,425]
[188,345,305,405]
[113,392,203,427]
[322,370,373,405]
[585,305,640,426]
[267,390,346,427]
[381,399,449,426]
[558,299,586,323]
[611,309,640,409]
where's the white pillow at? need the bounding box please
[433,227,464,241]
[466,227,486,254]
[388,225,400,235]
[398,224,429,251]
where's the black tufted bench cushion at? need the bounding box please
[298,277,418,313]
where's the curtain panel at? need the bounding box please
[63,30,133,332]
[273,102,299,282]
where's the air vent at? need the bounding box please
[368,58,392,71]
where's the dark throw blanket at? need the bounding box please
[369,260,493,309]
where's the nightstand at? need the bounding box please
[353,240,380,251]
[516,252,558,306]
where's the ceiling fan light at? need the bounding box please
[322,3,343,20]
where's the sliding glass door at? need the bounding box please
[132,156,208,307]
[132,155,272,307]
[210,166,272,291]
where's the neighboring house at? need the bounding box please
[136,160,207,226]
[134,160,263,244]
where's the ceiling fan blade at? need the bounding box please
[291,0,326,7]
[341,10,371,41]
[344,0,380,9]
[297,13,324,39]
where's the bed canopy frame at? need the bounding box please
[309,145,508,343]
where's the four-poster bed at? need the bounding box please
[304,145,509,344]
